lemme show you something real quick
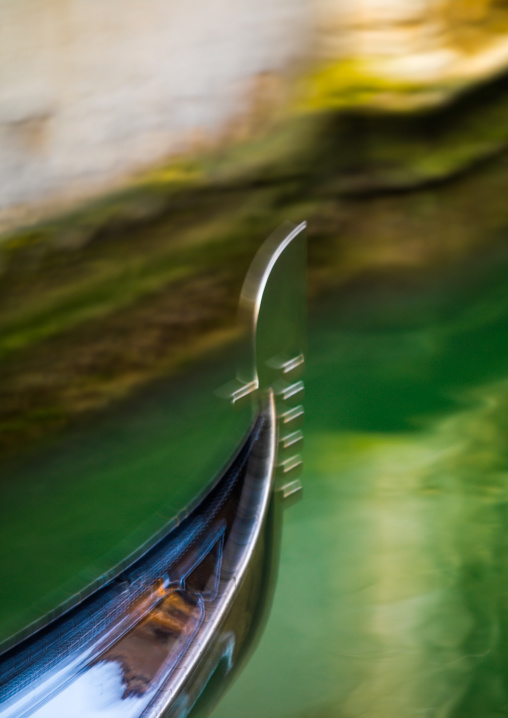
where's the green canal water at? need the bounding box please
[214,247,508,718]
[0,352,252,647]
[3,241,508,716]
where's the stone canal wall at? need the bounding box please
[0,0,311,226]
[3,0,508,228]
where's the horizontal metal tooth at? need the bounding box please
[280,430,303,449]
[281,479,303,504]
[229,380,258,404]
[279,454,303,474]
[277,380,304,402]
[267,353,305,375]
[279,405,304,425]
[216,379,258,405]
[282,354,305,374]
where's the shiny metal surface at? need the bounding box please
[234,220,307,504]
[236,221,306,396]
[0,221,307,718]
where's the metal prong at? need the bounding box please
[280,479,303,507]
[279,454,303,475]
[231,380,258,404]
[267,354,305,375]
[216,379,259,405]
[279,405,304,425]
[277,380,304,402]
[282,354,304,374]
[280,430,303,450]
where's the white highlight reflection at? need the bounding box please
[31,662,156,718]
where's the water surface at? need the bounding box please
[4,246,508,717]
[214,254,508,718]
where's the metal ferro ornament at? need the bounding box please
[0,221,307,718]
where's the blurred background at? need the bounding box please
[4,1,508,716]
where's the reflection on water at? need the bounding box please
[214,255,508,718]
[0,352,250,648]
